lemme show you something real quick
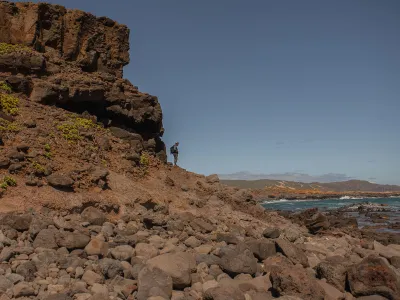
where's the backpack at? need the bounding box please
[170,146,175,154]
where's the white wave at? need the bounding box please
[340,196,363,200]
[262,199,290,204]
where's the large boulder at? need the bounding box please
[275,239,309,267]
[55,231,90,249]
[246,238,276,261]
[33,229,58,249]
[137,266,173,300]
[305,212,330,234]
[270,264,325,300]
[204,285,245,300]
[147,252,196,289]
[219,244,258,276]
[315,256,351,292]
[81,207,106,226]
[0,213,32,231]
[347,255,400,299]
[47,174,74,189]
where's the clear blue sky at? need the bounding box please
[21,0,400,184]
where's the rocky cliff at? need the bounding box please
[0,1,165,159]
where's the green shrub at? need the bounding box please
[1,176,17,189]
[0,93,19,115]
[32,161,46,174]
[0,43,32,55]
[0,81,11,93]
[57,116,101,142]
[140,152,150,167]
[44,144,51,152]
[0,118,20,132]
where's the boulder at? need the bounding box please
[12,282,35,297]
[137,266,173,300]
[305,212,330,234]
[204,285,245,300]
[317,280,344,300]
[275,238,309,267]
[315,256,351,292]
[110,245,135,261]
[15,261,36,282]
[206,174,220,184]
[246,238,276,261]
[0,213,32,231]
[184,236,202,248]
[0,275,13,293]
[347,255,400,299]
[219,244,258,276]
[55,231,90,249]
[135,243,159,259]
[262,227,281,239]
[33,229,58,249]
[373,241,400,259]
[82,270,104,285]
[147,252,196,289]
[47,174,74,189]
[81,207,106,226]
[270,264,325,300]
[85,237,109,256]
[98,258,124,279]
[389,256,400,268]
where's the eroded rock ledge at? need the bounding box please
[0,1,165,159]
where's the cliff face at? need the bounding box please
[0,1,165,159]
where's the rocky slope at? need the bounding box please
[0,2,399,300]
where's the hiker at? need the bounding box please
[170,142,179,166]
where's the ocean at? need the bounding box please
[261,196,400,211]
[262,196,400,233]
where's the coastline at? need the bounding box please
[253,191,400,202]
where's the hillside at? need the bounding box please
[221,178,400,193]
[0,2,399,300]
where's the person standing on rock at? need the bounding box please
[170,142,179,166]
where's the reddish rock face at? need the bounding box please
[0,1,129,77]
[0,1,166,160]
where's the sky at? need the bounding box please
[18,0,400,184]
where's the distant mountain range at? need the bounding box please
[219,172,353,183]
[220,178,400,193]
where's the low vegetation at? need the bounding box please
[57,116,102,142]
[0,176,17,190]
[0,43,32,55]
[0,118,20,132]
[0,81,12,93]
[0,93,19,115]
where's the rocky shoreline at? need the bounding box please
[255,192,400,201]
[0,200,399,300]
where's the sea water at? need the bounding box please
[261,197,400,211]
[262,197,400,233]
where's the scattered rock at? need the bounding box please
[47,174,74,189]
[219,244,258,276]
[147,252,196,289]
[206,174,220,184]
[137,266,173,300]
[347,255,400,299]
[270,264,325,300]
[246,238,276,261]
[263,227,281,239]
[55,232,90,249]
[81,207,106,226]
[315,256,351,292]
[275,239,309,267]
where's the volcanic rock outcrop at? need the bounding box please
[0,1,165,159]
